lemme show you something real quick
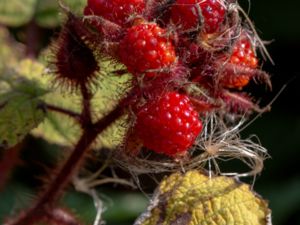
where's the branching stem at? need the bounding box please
[6,88,133,225]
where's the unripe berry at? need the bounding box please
[220,37,258,88]
[230,38,258,68]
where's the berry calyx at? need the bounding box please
[54,15,99,89]
[84,0,145,26]
[119,23,177,77]
[170,0,226,34]
[220,37,258,88]
[134,92,203,156]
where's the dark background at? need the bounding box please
[239,0,300,224]
[1,0,300,224]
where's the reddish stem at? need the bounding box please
[44,104,81,121]
[80,84,93,128]
[25,20,40,58]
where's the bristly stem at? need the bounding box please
[44,103,81,121]
[80,84,93,128]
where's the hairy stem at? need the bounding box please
[44,103,81,121]
[80,84,93,128]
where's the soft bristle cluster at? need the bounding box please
[119,23,177,77]
[135,92,202,156]
[54,15,99,89]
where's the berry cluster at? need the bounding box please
[82,0,270,157]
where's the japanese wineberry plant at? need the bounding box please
[0,0,273,224]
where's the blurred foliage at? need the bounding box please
[0,0,37,26]
[0,45,47,148]
[0,0,300,224]
[0,0,85,27]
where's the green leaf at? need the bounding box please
[0,59,47,149]
[0,89,45,149]
[0,0,37,27]
[32,91,82,146]
[135,171,271,225]
[35,0,61,28]
[12,58,49,87]
[35,0,86,28]
[63,0,86,15]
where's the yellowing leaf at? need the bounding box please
[14,59,48,85]
[135,171,271,225]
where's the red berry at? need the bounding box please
[119,23,177,77]
[84,0,145,26]
[134,92,202,156]
[230,38,258,68]
[170,0,226,34]
[221,37,258,88]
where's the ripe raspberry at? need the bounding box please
[134,92,202,156]
[221,37,258,88]
[84,0,145,26]
[119,23,177,77]
[170,0,226,34]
